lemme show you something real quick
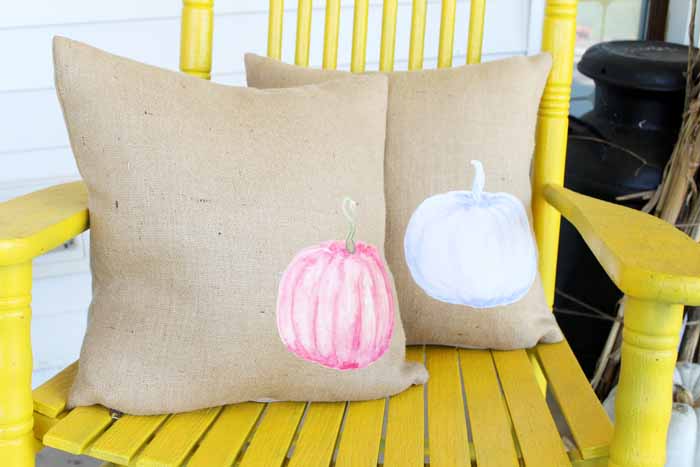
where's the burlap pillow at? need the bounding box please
[54,38,427,415]
[246,54,563,349]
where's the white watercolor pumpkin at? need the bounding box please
[605,362,700,467]
[403,160,537,308]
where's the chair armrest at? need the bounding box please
[544,184,700,305]
[0,182,89,266]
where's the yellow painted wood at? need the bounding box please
[408,0,427,70]
[527,348,548,396]
[0,262,35,467]
[135,407,221,467]
[179,0,214,79]
[0,182,88,266]
[350,0,369,72]
[335,398,385,467]
[322,0,341,69]
[43,406,112,455]
[533,0,577,306]
[459,349,519,467]
[425,346,470,467]
[384,346,425,467]
[608,297,684,467]
[466,0,486,64]
[33,412,62,441]
[33,362,77,418]
[379,0,399,71]
[238,402,306,467]
[88,414,168,466]
[537,341,613,459]
[287,402,345,467]
[268,0,285,60]
[546,184,700,305]
[437,0,457,68]
[188,402,264,467]
[295,0,312,66]
[493,350,571,466]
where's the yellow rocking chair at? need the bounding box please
[3,1,700,466]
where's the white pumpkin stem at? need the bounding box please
[470,160,485,201]
[343,197,358,254]
[673,383,696,406]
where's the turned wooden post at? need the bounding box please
[0,262,35,467]
[608,297,684,467]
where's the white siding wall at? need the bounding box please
[0,0,543,387]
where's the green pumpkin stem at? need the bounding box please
[343,197,358,254]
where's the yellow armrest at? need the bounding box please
[545,184,700,306]
[0,182,89,266]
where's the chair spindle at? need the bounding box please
[379,0,399,72]
[351,0,370,72]
[268,0,285,60]
[437,0,457,68]
[323,0,342,69]
[295,0,313,66]
[408,0,428,70]
[467,0,486,64]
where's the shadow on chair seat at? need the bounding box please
[33,343,611,467]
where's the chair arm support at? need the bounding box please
[544,184,700,306]
[0,182,89,266]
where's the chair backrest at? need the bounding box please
[178,0,578,307]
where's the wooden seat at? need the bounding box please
[34,343,611,466]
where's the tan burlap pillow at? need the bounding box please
[246,54,563,349]
[55,38,427,415]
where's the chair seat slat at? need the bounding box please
[287,402,346,467]
[459,349,519,467]
[134,407,221,467]
[88,414,168,466]
[188,402,265,467]
[43,406,112,455]
[238,402,306,467]
[32,361,77,418]
[384,346,425,467]
[336,398,386,467]
[493,350,571,466]
[426,346,470,467]
[537,341,613,459]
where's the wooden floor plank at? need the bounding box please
[287,402,346,467]
[335,398,386,467]
[537,341,613,459]
[88,414,168,466]
[32,362,78,418]
[493,350,571,467]
[43,406,112,455]
[384,346,425,467]
[238,402,306,467]
[188,402,265,467]
[135,406,221,467]
[459,349,519,467]
[426,346,470,467]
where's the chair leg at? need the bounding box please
[0,263,36,467]
[608,297,684,467]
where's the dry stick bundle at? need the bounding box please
[592,3,700,394]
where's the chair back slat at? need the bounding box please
[533,0,577,304]
[408,0,428,70]
[466,0,486,64]
[268,0,285,60]
[379,0,399,72]
[179,0,214,79]
[437,0,457,68]
[295,0,313,66]
[351,0,370,72]
[323,0,342,69]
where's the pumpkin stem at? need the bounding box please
[343,197,358,254]
[470,160,485,201]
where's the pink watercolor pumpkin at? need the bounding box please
[276,199,395,370]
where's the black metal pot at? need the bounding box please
[555,41,688,376]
